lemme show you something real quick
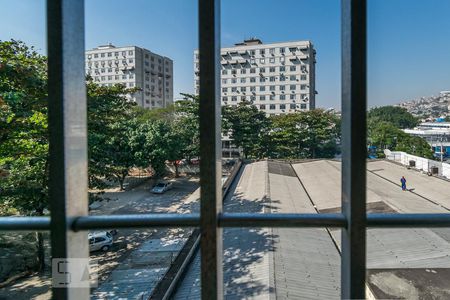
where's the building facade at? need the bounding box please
[86,44,173,109]
[194,38,316,114]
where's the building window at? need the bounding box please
[280,47,285,54]
[250,50,256,56]
[231,96,237,101]
[269,95,275,100]
[270,85,275,91]
[241,96,246,101]
[108,76,112,80]
[222,87,228,93]
[260,77,266,83]
[301,94,308,100]
[129,59,133,63]
[250,77,256,83]
[290,94,296,100]
[107,52,112,57]
[250,59,256,64]
[269,58,275,63]
[260,95,266,100]
[231,87,237,92]
[222,70,227,75]
[115,52,119,56]
[231,78,237,84]
[129,74,134,79]
[250,86,256,92]
[240,78,246,83]
[270,104,275,110]
[100,68,105,73]
[94,53,98,58]
[100,53,105,58]
[231,69,237,75]
[301,84,307,90]
[122,75,127,79]
[269,48,275,55]
[241,86,246,92]
[250,68,256,74]
[280,104,286,110]
[260,49,265,55]
[300,104,307,109]
[108,68,112,72]
[290,104,296,109]
[260,67,265,73]
[269,67,276,73]
[260,58,265,64]
[222,96,227,102]
[115,75,119,80]
[280,94,286,100]
[250,96,256,101]
[280,66,286,72]
[280,57,285,63]
[128,50,133,55]
[130,83,135,87]
[222,79,227,84]
[145,62,149,66]
[101,76,105,80]
[301,75,307,81]
[241,69,246,74]
[290,66,296,71]
[290,75,296,81]
[290,85,296,90]
[289,47,297,53]
[270,76,275,82]
[260,104,266,110]
[260,86,265,92]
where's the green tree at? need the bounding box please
[368,106,419,129]
[0,40,48,270]
[222,101,270,158]
[270,110,340,159]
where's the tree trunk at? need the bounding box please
[174,162,179,178]
[36,232,45,272]
[35,208,45,272]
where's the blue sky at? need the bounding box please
[1,0,450,109]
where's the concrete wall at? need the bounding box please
[387,151,450,178]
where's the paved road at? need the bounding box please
[0,176,199,300]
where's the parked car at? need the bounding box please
[88,231,113,252]
[151,181,173,194]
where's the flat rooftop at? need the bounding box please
[174,159,450,299]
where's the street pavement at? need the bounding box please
[0,176,199,300]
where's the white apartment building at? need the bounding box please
[194,38,316,114]
[86,44,173,109]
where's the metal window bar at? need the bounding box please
[0,0,448,299]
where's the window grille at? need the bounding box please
[2,1,450,299]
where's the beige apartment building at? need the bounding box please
[86,44,173,109]
[194,38,316,115]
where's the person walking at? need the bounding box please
[400,176,407,191]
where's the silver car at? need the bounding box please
[88,231,113,252]
[151,181,173,194]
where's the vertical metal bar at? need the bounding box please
[198,0,223,299]
[341,0,367,298]
[47,0,89,299]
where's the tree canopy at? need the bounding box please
[368,106,419,129]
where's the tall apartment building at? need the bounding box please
[86,44,173,109]
[194,38,316,114]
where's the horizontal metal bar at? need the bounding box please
[4,213,450,231]
[219,213,348,228]
[367,213,450,227]
[0,217,51,231]
[72,214,201,231]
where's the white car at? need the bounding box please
[151,181,173,194]
[88,231,113,252]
